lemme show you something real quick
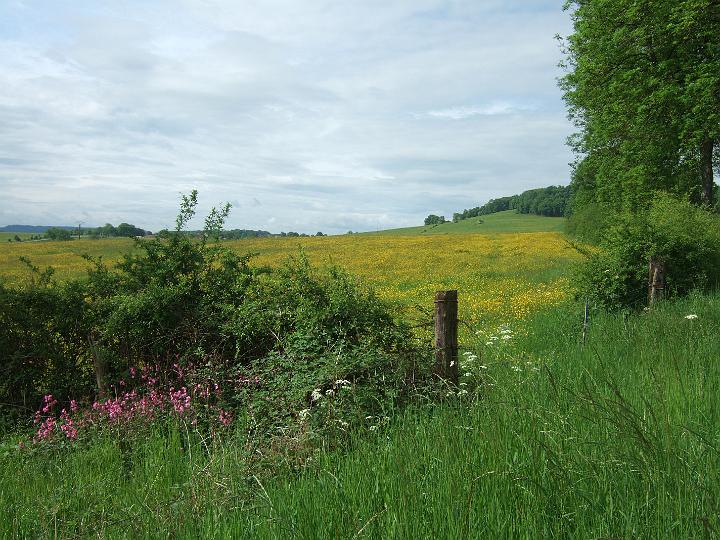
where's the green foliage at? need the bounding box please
[573,194,720,309]
[0,192,422,436]
[220,229,272,239]
[88,223,148,238]
[4,294,720,537]
[561,0,720,213]
[453,185,571,223]
[565,202,608,243]
[45,227,72,241]
[423,214,446,226]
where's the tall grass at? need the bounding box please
[3,293,719,538]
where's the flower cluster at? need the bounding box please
[31,364,233,445]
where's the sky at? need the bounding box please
[0,0,574,234]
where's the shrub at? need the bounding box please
[0,192,426,443]
[573,194,720,310]
[565,202,609,243]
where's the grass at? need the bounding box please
[0,232,41,242]
[0,219,578,326]
[4,212,717,537]
[371,210,566,235]
[3,293,719,538]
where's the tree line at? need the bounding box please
[448,185,572,223]
[559,0,720,309]
[561,0,719,218]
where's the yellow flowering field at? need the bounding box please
[231,232,578,326]
[0,232,578,328]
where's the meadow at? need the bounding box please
[0,212,577,329]
[2,212,719,538]
[0,232,40,242]
[3,294,719,538]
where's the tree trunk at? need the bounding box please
[700,137,714,206]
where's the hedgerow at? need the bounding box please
[0,192,428,443]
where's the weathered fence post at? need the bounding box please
[648,257,665,307]
[88,335,109,399]
[434,290,459,385]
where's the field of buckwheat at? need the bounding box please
[0,231,578,332]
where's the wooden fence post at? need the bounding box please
[434,290,459,385]
[88,335,109,399]
[648,257,665,307]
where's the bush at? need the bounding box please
[45,227,72,241]
[565,202,609,243]
[573,194,720,310]
[0,192,426,441]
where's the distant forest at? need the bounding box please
[453,185,571,222]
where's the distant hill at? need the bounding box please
[0,225,75,233]
[370,210,565,236]
[452,185,571,222]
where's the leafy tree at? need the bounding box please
[45,227,72,241]
[452,186,571,222]
[560,0,720,213]
[423,215,446,226]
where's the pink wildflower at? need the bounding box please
[218,409,233,427]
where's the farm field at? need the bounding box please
[0,212,577,329]
[0,232,40,242]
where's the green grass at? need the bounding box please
[0,232,41,242]
[3,293,719,538]
[372,210,566,236]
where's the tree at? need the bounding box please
[560,0,720,213]
[424,215,446,226]
[45,227,72,241]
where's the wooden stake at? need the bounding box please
[88,334,109,399]
[648,257,665,307]
[434,290,459,385]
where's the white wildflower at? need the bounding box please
[298,409,311,422]
[511,366,522,372]
[457,389,468,396]
[485,341,493,346]
[310,388,323,402]
[369,425,378,432]
[685,314,698,320]
[335,379,351,387]
[502,335,512,340]
[325,389,335,397]
[479,365,488,370]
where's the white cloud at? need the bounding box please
[425,102,536,119]
[0,0,573,233]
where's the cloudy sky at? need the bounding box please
[0,0,574,234]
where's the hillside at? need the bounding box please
[0,225,74,233]
[373,210,565,236]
